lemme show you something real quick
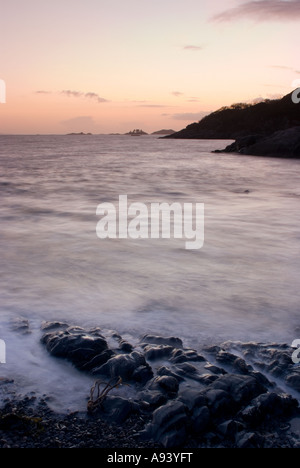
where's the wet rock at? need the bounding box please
[41,327,109,370]
[236,432,264,448]
[81,350,115,372]
[98,396,140,424]
[139,392,168,410]
[178,389,207,412]
[190,406,210,434]
[156,366,184,382]
[141,335,183,349]
[232,357,253,375]
[41,321,69,332]
[217,420,241,440]
[285,373,300,392]
[143,345,174,361]
[143,401,188,448]
[118,340,134,353]
[197,374,220,386]
[215,351,239,366]
[204,364,227,375]
[93,351,153,384]
[10,317,31,335]
[240,392,298,426]
[149,376,179,395]
[211,374,266,407]
[205,389,232,417]
[170,348,206,364]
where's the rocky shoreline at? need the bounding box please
[1,321,300,448]
[213,127,300,158]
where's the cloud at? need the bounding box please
[172,91,184,97]
[212,0,300,22]
[61,90,109,103]
[60,116,97,131]
[137,104,169,108]
[35,90,52,94]
[183,45,203,51]
[169,111,209,121]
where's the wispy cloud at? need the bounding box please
[35,90,52,95]
[137,104,170,108]
[172,91,184,97]
[35,89,109,103]
[61,90,109,103]
[183,45,203,51]
[187,97,201,102]
[212,0,300,22]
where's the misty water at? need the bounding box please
[0,134,300,411]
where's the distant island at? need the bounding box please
[164,91,300,158]
[67,132,93,136]
[151,129,176,136]
[125,129,148,136]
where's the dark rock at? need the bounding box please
[118,340,134,353]
[81,350,115,372]
[217,420,240,440]
[157,366,184,382]
[285,373,300,392]
[205,389,232,417]
[239,127,300,158]
[99,396,140,424]
[178,389,207,412]
[144,401,188,448]
[204,364,227,375]
[141,335,183,349]
[41,327,109,370]
[149,376,179,395]
[197,374,220,385]
[170,348,206,364]
[139,392,168,410]
[236,432,264,448]
[143,345,174,361]
[240,392,298,426]
[160,427,186,448]
[232,357,253,375]
[10,317,31,334]
[41,321,69,332]
[215,351,239,366]
[211,374,266,407]
[175,363,198,375]
[93,351,153,384]
[191,406,210,434]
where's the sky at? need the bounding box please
[0,0,299,134]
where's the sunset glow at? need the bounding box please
[0,0,299,134]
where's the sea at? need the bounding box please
[0,134,300,411]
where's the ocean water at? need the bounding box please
[0,134,300,411]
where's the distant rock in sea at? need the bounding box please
[152,129,176,136]
[125,129,148,136]
[67,132,93,136]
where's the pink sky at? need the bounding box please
[0,0,299,134]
